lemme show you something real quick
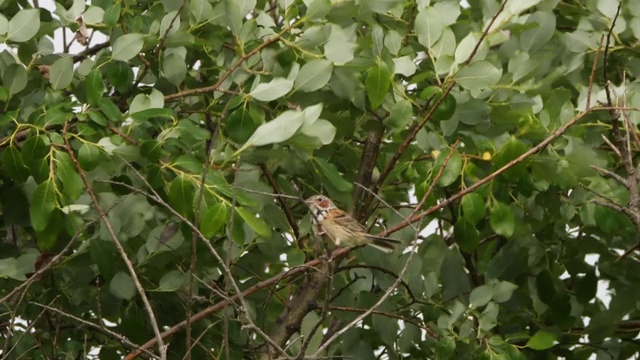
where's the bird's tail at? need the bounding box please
[365,235,401,253]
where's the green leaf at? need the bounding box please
[470,284,493,308]
[130,108,174,122]
[222,0,242,33]
[130,89,164,114]
[314,157,352,192]
[169,174,195,217]
[226,106,262,144]
[490,202,514,237]
[236,207,272,238]
[393,56,417,77]
[454,32,481,65]
[107,61,134,93]
[22,135,49,165]
[2,146,30,183]
[163,53,187,86]
[454,218,479,253]
[191,0,214,22]
[30,180,57,232]
[0,14,8,36]
[373,313,398,346]
[299,119,336,145]
[30,159,50,184]
[385,99,413,130]
[366,59,392,109]
[91,239,118,279]
[576,270,597,304]
[440,247,471,299]
[535,270,555,304]
[173,155,203,173]
[492,281,518,303]
[86,69,105,106]
[299,103,336,145]
[520,12,556,52]
[157,270,187,292]
[493,138,528,181]
[36,210,62,249]
[384,30,403,55]
[83,6,104,25]
[87,111,107,126]
[508,0,542,15]
[112,33,145,61]
[434,149,463,187]
[526,330,556,350]
[415,7,444,49]
[3,64,27,96]
[42,109,69,127]
[78,143,101,171]
[461,192,485,225]
[479,301,499,331]
[455,61,502,91]
[49,57,74,90]
[140,140,163,162]
[250,77,293,101]
[0,258,18,280]
[7,9,40,42]
[238,109,304,151]
[200,203,228,237]
[55,152,85,200]
[109,272,136,300]
[294,59,333,92]
[305,0,331,20]
[99,98,122,122]
[159,11,180,36]
[104,3,121,26]
[324,24,356,64]
[435,336,456,359]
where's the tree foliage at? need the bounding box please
[0,0,639,359]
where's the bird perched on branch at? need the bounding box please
[305,195,400,253]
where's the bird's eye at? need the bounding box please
[316,197,324,202]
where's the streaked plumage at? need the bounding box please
[304,195,400,253]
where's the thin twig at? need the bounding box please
[233,187,302,200]
[164,24,298,101]
[590,165,629,189]
[186,111,219,360]
[329,306,436,338]
[354,182,418,233]
[260,163,300,238]
[30,302,159,359]
[63,121,167,359]
[601,134,622,158]
[586,36,605,110]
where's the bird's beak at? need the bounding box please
[304,197,314,204]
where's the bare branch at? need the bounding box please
[590,165,629,189]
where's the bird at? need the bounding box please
[304,195,401,253]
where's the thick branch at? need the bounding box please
[353,127,384,219]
